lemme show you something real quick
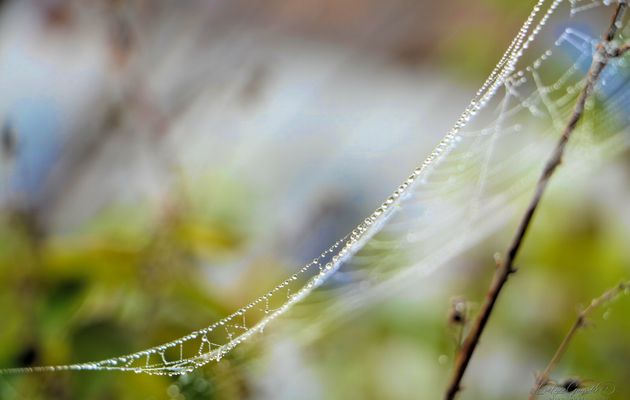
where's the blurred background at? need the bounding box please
[0,0,629,399]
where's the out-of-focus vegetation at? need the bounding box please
[1,1,629,399]
[0,174,263,399]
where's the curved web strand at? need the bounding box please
[284,0,630,333]
[2,0,629,376]
[282,0,630,338]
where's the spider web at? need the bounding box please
[1,0,629,377]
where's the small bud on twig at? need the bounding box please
[448,297,468,326]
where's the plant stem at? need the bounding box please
[528,281,630,399]
[443,3,627,399]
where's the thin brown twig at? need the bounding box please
[610,41,630,57]
[443,3,628,399]
[528,281,630,399]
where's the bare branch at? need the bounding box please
[528,281,630,399]
[443,3,628,399]
[610,41,630,57]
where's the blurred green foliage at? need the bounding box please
[0,172,269,399]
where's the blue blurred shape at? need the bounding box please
[4,97,62,203]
